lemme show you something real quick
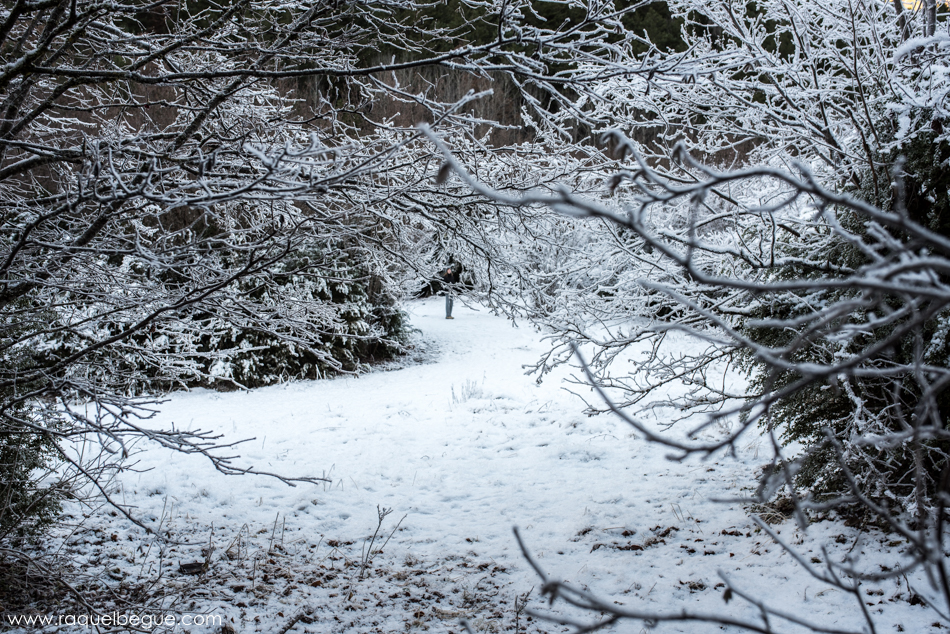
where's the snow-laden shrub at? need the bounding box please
[36,241,410,394]
[197,246,411,389]
[736,121,950,521]
[0,404,63,542]
[0,306,64,542]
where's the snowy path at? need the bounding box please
[69,298,935,634]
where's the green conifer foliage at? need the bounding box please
[197,244,410,389]
[35,242,410,393]
[0,306,64,541]
[0,409,63,541]
[619,1,686,55]
[740,129,950,519]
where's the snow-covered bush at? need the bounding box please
[36,239,409,394]
[727,105,950,521]
[0,394,64,542]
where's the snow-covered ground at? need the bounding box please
[32,298,941,634]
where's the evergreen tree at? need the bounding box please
[738,124,950,521]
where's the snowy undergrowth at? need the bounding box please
[21,298,942,634]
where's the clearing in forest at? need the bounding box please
[29,298,936,634]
